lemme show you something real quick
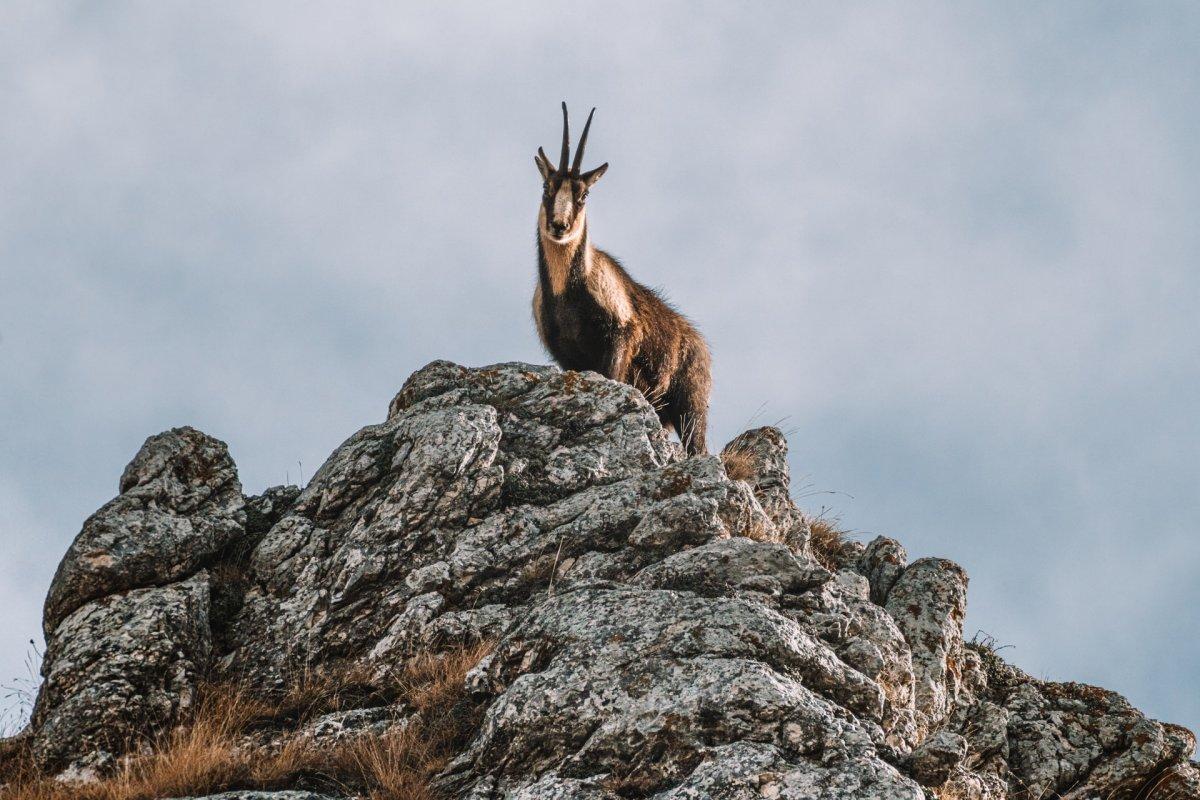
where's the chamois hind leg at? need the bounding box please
[679,406,708,456]
[665,355,711,456]
[661,398,707,456]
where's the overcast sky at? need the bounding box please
[1,2,1197,735]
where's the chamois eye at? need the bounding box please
[579,190,588,202]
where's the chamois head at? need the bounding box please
[535,102,609,243]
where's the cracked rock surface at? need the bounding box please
[11,361,1198,798]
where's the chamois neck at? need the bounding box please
[539,215,591,296]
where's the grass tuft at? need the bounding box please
[719,445,758,484]
[806,512,848,570]
[739,518,782,545]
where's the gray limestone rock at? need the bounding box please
[720,427,809,553]
[886,557,970,739]
[19,361,1197,799]
[31,573,212,773]
[858,535,908,606]
[904,729,967,786]
[435,586,903,797]
[43,426,245,635]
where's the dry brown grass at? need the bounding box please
[328,642,493,800]
[267,661,385,724]
[0,642,492,800]
[806,514,847,570]
[0,687,279,800]
[736,513,849,566]
[719,445,758,483]
[739,517,783,544]
[339,725,436,800]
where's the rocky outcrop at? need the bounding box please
[29,426,244,777]
[10,361,1198,798]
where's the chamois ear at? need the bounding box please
[535,148,554,181]
[581,162,608,187]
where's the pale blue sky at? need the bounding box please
[2,2,1197,734]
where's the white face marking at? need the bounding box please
[552,182,575,229]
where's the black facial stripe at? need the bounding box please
[543,179,560,219]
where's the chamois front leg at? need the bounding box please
[606,330,635,384]
[608,330,668,414]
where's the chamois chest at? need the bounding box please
[537,280,623,373]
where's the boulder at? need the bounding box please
[43,426,244,635]
[886,557,970,738]
[31,573,212,774]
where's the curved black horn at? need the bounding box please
[558,101,570,175]
[572,107,596,176]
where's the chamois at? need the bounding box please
[532,102,712,454]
